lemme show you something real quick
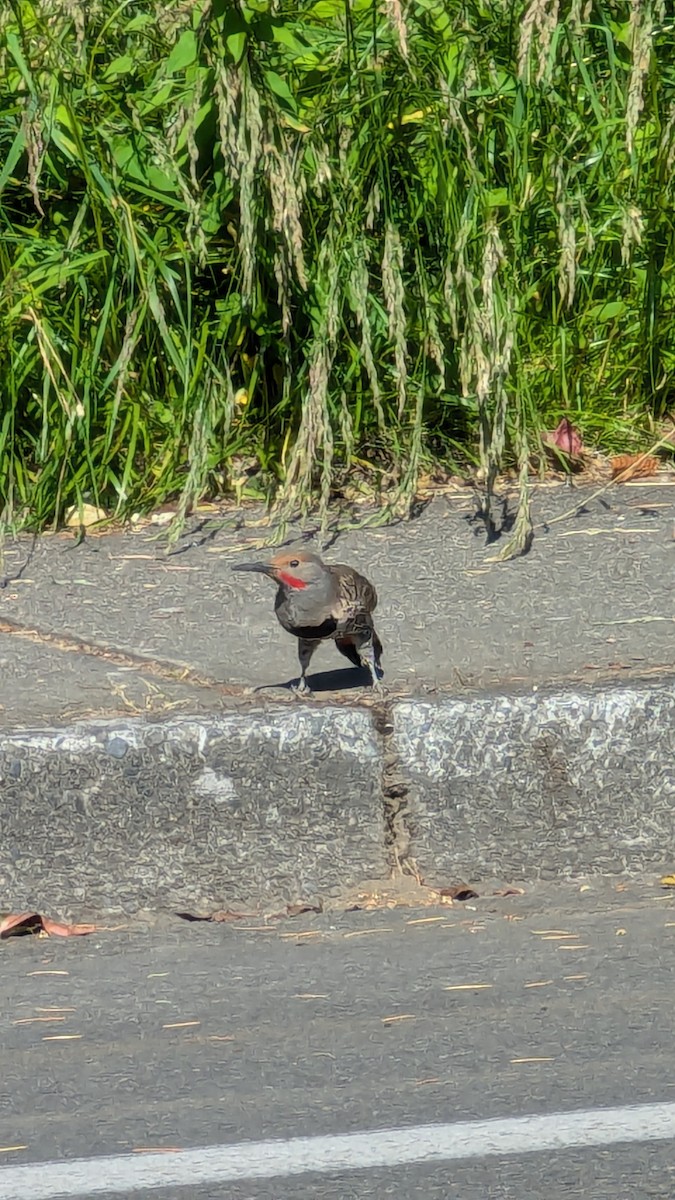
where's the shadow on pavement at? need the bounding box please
[255,665,373,694]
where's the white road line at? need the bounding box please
[0,1102,674,1199]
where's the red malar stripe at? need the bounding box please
[277,571,308,589]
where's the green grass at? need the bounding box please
[0,0,673,549]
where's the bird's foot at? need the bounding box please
[371,678,387,698]
[292,677,313,698]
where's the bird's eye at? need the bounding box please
[289,559,299,568]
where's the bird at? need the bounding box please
[232,550,384,696]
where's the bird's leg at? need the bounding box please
[357,637,386,696]
[294,638,320,696]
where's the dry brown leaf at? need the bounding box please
[286,903,323,918]
[435,885,479,901]
[0,913,96,938]
[610,454,659,481]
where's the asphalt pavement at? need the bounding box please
[1,480,673,724]
[1,882,675,1198]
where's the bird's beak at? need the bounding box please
[231,561,275,578]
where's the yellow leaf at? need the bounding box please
[65,503,107,528]
[660,875,675,888]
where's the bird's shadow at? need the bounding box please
[254,666,373,695]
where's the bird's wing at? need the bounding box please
[330,564,378,616]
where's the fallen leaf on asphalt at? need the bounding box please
[286,903,323,917]
[616,929,627,936]
[0,913,96,939]
[610,453,659,481]
[660,875,675,888]
[434,885,479,901]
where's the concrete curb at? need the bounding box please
[0,710,385,916]
[1,679,674,915]
[396,681,675,884]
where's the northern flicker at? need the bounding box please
[232,550,384,695]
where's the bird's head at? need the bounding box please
[232,550,327,591]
